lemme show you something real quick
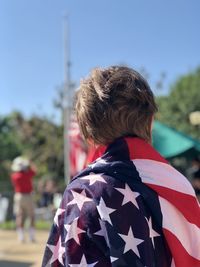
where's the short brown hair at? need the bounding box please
[75,66,157,145]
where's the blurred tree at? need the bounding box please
[0,111,64,190]
[0,112,22,160]
[21,115,64,181]
[156,67,200,140]
[0,112,23,190]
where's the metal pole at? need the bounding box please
[63,15,71,185]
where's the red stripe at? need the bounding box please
[86,145,106,164]
[145,183,200,227]
[125,137,168,164]
[163,229,200,267]
[86,137,168,164]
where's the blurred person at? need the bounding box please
[190,156,200,202]
[11,156,36,242]
[42,66,200,267]
[36,178,45,205]
[38,179,57,208]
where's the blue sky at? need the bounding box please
[1,0,200,121]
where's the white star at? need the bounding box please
[110,256,118,263]
[89,158,107,169]
[69,254,98,267]
[80,173,107,185]
[47,236,65,266]
[64,217,85,245]
[145,217,160,248]
[115,184,140,209]
[54,208,65,227]
[94,219,109,245]
[119,227,144,258]
[67,189,93,211]
[97,197,116,225]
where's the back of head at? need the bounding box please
[11,156,30,172]
[75,65,157,145]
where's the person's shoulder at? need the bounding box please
[64,172,124,202]
[11,172,21,179]
[72,172,124,188]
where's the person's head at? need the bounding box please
[11,156,30,172]
[192,155,200,167]
[75,65,158,145]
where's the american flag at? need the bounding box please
[42,137,200,267]
[68,114,87,177]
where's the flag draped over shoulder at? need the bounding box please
[42,137,200,267]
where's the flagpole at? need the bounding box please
[63,15,71,185]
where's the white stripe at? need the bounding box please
[132,159,195,196]
[159,196,200,260]
[171,259,175,267]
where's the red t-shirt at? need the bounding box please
[11,169,36,193]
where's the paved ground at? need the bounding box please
[0,230,49,267]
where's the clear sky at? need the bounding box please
[1,0,200,121]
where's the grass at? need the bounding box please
[0,220,52,230]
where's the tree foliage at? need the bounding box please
[0,111,64,190]
[156,67,200,140]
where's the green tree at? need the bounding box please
[0,112,24,190]
[0,111,64,190]
[156,67,200,140]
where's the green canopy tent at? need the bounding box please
[152,121,200,159]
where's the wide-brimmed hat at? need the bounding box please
[11,156,30,172]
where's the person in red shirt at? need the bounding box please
[11,156,36,242]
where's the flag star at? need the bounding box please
[97,197,116,225]
[94,219,105,236]
[110,256,118,263]
[116,184,140,209]
[69,254,97,267]
[64,217,85,245]
[47,236,65,266]
[89,158,107,169]
[67,189,93,211]
[94,219,109,245]
[109,247,127,267]
[80,173,107,185]
[119,227,144,258]
[54,208,65,227]
[145,217,160,248]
